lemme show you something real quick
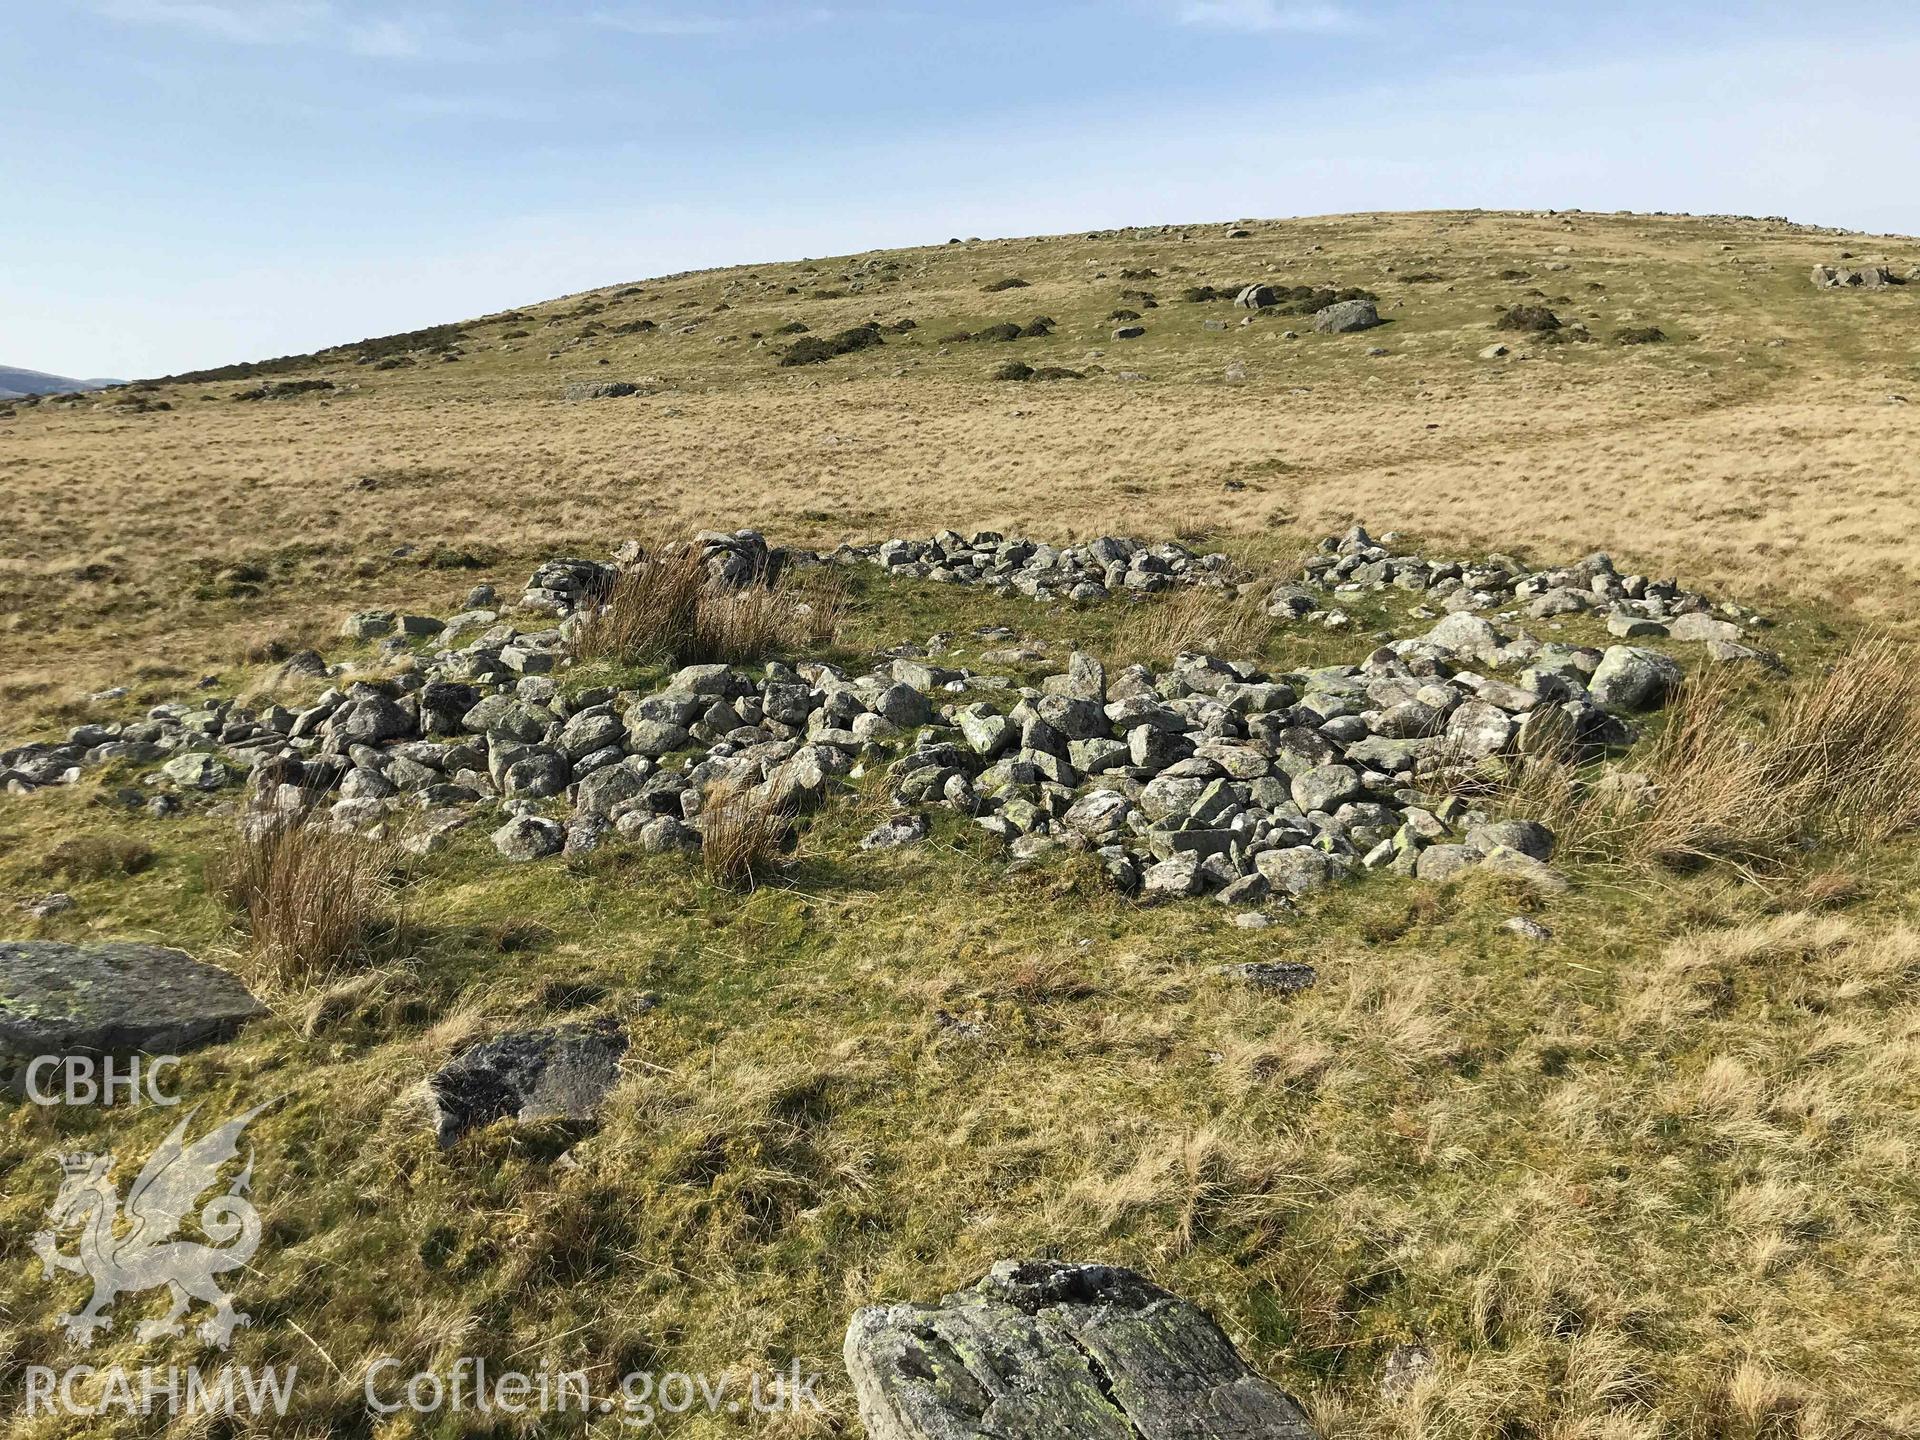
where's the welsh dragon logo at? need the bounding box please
[32,1104,268,1349]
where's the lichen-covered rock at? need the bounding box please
[425,1016,626,1146]
[1589,645,1683,712]
[1,940,265,1061]
[1312,298,1381,333]
[844,1259,1318,1440]
[1424,612,1502,659]
[1465,818,1554,862]
[1413,843,1479,882]
[161,751,230,790]
[1255,846,1340,895]
[861,813,928,850]
[491,814,563,860]
[339,609,396,639]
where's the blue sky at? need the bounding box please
[6,1,1918,378]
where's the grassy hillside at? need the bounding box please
[4,211,1920,1438]
[3,208,1918,708]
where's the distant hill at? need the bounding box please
[0,365,122,399]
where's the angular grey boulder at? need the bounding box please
[1424,612,1502,660]
[1589,645,1683,712]
[492,814,564,860]
[1465,818,1554,862]
[1413,844,1479,882]
[0,940,266,1061]
[426,1016,627,1146]
[161,752,230,790]
[844,1258,1318,1440]
[1312,298,1381,333]
[1255,846,1340,896]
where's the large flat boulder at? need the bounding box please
[844,1258,1318,1440]
[0,940,266,1060]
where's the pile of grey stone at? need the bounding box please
[882,609,1683,901]
[2,606,1614,904]
[517,530,1240,620]
[1269,525,1776,665]
[1809,264,1910,289]
[813,531,1237,602]
[2,528,1726,907]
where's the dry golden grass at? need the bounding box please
[572,541,846,668]
[698,776,793,888]
[6,209,1920,1434]
[4,209,1918,703]
[38,832,154,880]
[570,544,705,664]
[1489,635,1920,872]
[1109,584,1274,662]
[210,809,402,987]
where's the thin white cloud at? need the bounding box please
[587,6,848,38]
[87,0,512,59]
[344,17,428,58]
[390,92,546,121]
[1174,0,1358,34]
[90,0,333,46]
[589,8,740,36]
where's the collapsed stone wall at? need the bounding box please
[3,527,1767,907]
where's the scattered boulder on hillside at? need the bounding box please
[1112,324,1147,340]
[426,1016,627,1146]
[1614,326,1666,345]
[1,940,266,1063]
[1312,299,1382,333]
[1495,305,1561,333]
[779,324,886,367]
[563,380,639,400]
[232,379,336,402]
[844,1259,1319,1440]
[1235,284,1279,309]
[1810,264,1904,289]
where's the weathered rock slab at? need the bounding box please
[0,940,266,1060]
[844,1258,1318,1440]
[426,1016,627,1146]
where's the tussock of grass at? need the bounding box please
[1487,635,1920,873]
[211,810,402,986]
[1108,585,1272,663]
[571,542,846,669]
[699,777,792,888]
[40,833,154,879]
